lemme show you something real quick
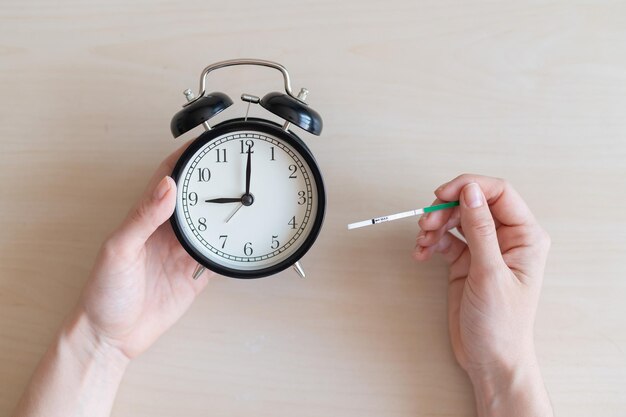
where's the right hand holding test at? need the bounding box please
[413,174,553,417]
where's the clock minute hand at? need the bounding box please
[205,197,242,204]
[245,146,252,196]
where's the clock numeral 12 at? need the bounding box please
[288,216,298,230]
[197,168,211,182]
[239,139,254,154]
[215,148,227,163]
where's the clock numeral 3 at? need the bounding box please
[288,164,297,179]
[271,235,279,249]
[197,217,207,231]
[288,216,298,230]
[215,148,227,163]
[239,139,254,154]
[188,192,198,206]
[197,168,211,182]
[243,241,253,256]
[297,191,306,205]
[219,235,228,249]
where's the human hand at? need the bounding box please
[413,174,552,416]
[75,142,211,360]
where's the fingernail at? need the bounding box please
[436,181,448,193]
[154,176,171,200]
[421,212,430,222]
[416,230,425,242]
[462,182,483,208]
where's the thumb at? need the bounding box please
[459,182,504,272]
[115,176,177,251]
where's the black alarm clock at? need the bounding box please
[169,59,325,279]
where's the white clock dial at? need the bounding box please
[174,130,319,271]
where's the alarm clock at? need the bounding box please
[169,59,325,279]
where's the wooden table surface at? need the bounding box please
[2,1,625,416]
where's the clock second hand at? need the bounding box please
[225,203,243,223]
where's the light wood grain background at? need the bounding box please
[1,1,625,416]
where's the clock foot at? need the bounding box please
[192,264,206,280]
[293,262,306,278]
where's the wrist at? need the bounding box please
[61,308,130,374]
[468,353,553,417]
[13,309,130,417]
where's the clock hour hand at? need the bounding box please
[205,197,242,204]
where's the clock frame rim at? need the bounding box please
[169,117,326,279]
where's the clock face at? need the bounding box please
[171,121,325,278]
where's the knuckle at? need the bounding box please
[472,219,496,238]
[100,236,120,259]
[456,173,474,183]
[538,227,551,250]
[499,178,511,189]
[522,225,551,252]
[131,201,150,224]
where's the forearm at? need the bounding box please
[468,355,553,417]
[13,310,129,417]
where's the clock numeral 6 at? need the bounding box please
[197,217,207,231]
[288,164,297,179]
[188,192,198,206]
[239,139,254,154]
[288,216,298,230]
[271,235,279,250]
[197,168,211,182]
[297,191,306,205]
[243,241,253,256]
[219,235,228,249]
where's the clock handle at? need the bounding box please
[186,59,303,106]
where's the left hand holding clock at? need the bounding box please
[13,142,211,417]
[77,141,211,360]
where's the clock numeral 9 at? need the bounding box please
[197,168,211,182]
[288,216,298,230]
[219,235,227,249]
[215,148,227,163]
[243,241,253,256]
[297,191,306,205]
[239,139,254,154]
[197,217,207,232]
[271,235,279,250]
[288,164,297,179]
[188,192,198,206]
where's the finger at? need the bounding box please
[417,209,461,247]
[113,176,177,252]
[497,224,551,278]
[419,198,455,231]
[413,231,466,264]
[458,182,506,272]
[435,174,535,227]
